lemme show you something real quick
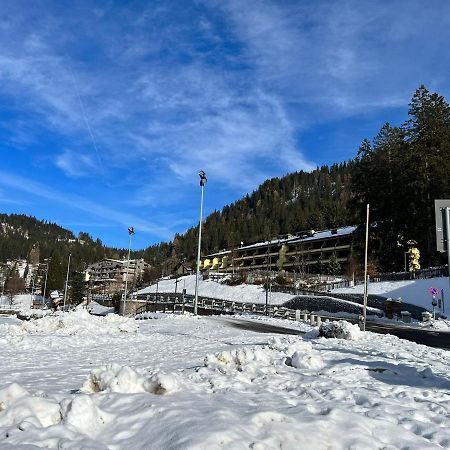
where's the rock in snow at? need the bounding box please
[318,320,363,340]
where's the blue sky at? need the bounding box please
[1,0,450,249]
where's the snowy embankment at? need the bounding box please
[138,275,382,316]
[0,294,40,311]
[0,311,449,449]
[137,274,295,305]
[332,276,449,311]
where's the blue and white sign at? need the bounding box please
[428,287,438,296]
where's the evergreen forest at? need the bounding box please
[1,85,449,274]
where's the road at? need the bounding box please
[220,317,450,350]
[365,322,450,350]
[222,317,305,335]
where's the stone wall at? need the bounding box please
[119,299,146,316]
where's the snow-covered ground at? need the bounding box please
[0,294,36,311]
[333,276,450,312]
[137,274,295,305]
[0,310,449,449]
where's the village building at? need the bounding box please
[86,258,150,295]
[201,226,358,274]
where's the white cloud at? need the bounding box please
[0,3,313,196]
[2,0,450,227]
[0,171,173,239]
[55,150,98,178]
[212,0,450,117]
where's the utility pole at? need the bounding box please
[123,227,135,315]
[362,204,370,331]
[63,253,71,311]
[194,170,207,315]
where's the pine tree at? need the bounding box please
[46,253,65,292]
[327,253,341,276]
[404,85,450,265]
[70,272,85,305]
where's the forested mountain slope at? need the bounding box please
[1,86,449,274]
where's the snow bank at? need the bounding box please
[83,363,179,395]
[0,294,33,311]
[318,320,363,340]
[332,276,449,311]
[0,310,138,338]
[138,274,294,305]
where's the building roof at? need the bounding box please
[205,226,357,257]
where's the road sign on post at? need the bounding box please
[435,200,450,307]
[429,287,438,296]
[435,200,450,253]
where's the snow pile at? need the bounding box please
[17,308,49,320]
[83,363,179,395]
[1,310,138,338]
[0,383,61,428]
[61,395,114,437]
[318,320,363,340]
[0,384,112,447]
[202,336,325,389]
[204,347,272,374]
[290,350,324,370]
[420,318,450,331]
[80,301,115,316]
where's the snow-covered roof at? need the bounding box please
[238,226,357,251]
[288,225,357,245]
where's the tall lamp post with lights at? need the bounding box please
[194,170,207,315]
[63,253,71,311]
[123,227,135,315]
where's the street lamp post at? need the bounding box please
[362,204,370,331]
[42,260,49,308]
[0,274,5,299]
[194,170,207,315]
[265,240,270,316]
[123,227,135,315]
[30,275,35,309]
[63,253,71,311]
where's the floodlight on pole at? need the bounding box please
[63,253,71,311]
[42,260,49,308]
[194,170,207,315]
[123,227,135,315]
[362,204,370,331]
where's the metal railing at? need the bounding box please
[134,292,345,325]
[363,266,448,283]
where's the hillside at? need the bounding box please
[143,85,450,273]
[0,213,126,271]
[140,163,354,273]
[1,86,449,275]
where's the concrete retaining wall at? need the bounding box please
[119,299,146,316]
